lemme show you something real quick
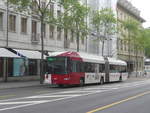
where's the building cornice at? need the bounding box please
[117,0,145,22]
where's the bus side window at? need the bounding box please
[84,62,95,73]
[71,61,76,72]
[110,65,119,73]
[121,66,127,72]
[99,64,105,73]
[71,61,84,73]
[76,61,81,72]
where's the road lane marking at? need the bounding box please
[26,94,81,99]
[86,91,150,113]
[1,81,150,111]
[0,100,48,105]
[0,95,15,99]
[36,91,51,94]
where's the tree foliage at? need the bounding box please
[8,0,57,84]
[121,18,149,52]
[57,0,89,51]
[92,8,117,55]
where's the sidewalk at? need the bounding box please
[0,81,41,90]
[0,76,150,90]
[126,75,150,82]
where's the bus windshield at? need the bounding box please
[46,57,68,74]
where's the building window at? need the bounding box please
[31,20,37,40]
[0,12,3,30]
[41,1,46,8]
[9,15,16,32]
[57,10,61,18]
[42,23,46,38]
[50,3,54,17]
[31,0,38,12]
[49,25,54,39]
[120,40,123,50]
[81,34,84,44]
[71,30,74,43]
[81,38,84,44]
[57,27,61,40]
[21,17,27,34]
[32,20,37,34]
[57,5,61,18]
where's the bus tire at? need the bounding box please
[100,77,104,85]
[119,76,122,82]
[80,78,84,87]
[58,84,64,87]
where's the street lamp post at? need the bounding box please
[4,0,9,82]
[6,0,9,47]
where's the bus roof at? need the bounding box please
[108,57,127,66]
[79,52,105,64]
[48,51,126,65]
[48,51,105,64]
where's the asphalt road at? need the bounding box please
[0,79,150,113]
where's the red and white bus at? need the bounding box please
[44,51,128,86]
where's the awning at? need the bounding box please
[0,48,20,58]
[14,49,46,59]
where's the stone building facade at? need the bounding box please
[116,0,145,75]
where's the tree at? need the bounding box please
[121,18,144,77]
[8,0,89,83]
[58,0,89,52]
[92,8,116,56]
[8,0,56,84]
[143,29,150,57]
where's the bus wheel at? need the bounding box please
[80,78,84,87]
[58,84,64,87]
[119,76,122,82]
[100,77,104,85]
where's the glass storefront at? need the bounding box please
[13,58,27,76]
[0,58,3,77]
[0,57,39,78]
[11,58,38,77]
[28,59,38,76]
[8,58,13,77]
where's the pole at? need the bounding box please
[40,16,44,84]
[6,0,9,47]
[4,0,9,82]
[85,0,88,52]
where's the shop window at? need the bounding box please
[0,58,3,77]
[29,59,37,76]
[13,58,27,77]
[8,58,13,77]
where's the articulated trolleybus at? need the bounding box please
[44,51,128,86]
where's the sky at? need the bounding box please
[130,0,150,28]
